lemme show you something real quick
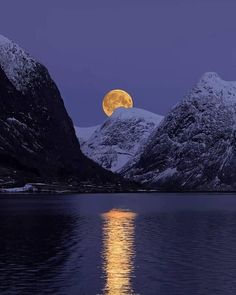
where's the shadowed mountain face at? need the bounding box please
[123,73,236,191]
[0,35,117,188]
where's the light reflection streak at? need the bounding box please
[101,209,137,295]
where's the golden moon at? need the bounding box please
[102,89,133,117]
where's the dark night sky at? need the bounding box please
[1,0,236,126]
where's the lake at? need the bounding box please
[0,193,236,294]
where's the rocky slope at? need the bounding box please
[123,72,236,191]
[78,107,163,172]
[0,35,123,191]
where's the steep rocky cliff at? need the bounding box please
[0,35,120,191]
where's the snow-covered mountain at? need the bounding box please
[122,72,236,191]
[78,107,163,172]
[0,34,120,190]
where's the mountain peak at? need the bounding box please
[197,72,236,89]
[111,107,163,124]
[188,72,236,104]
[78,107,163,172]
[199,72,221,82]
[0,34,38,92]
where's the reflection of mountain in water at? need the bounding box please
[0,200,82,294]
[101,209,137,295]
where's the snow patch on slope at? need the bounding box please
[75,125,101,145]
[0,34,38,92]
[1,184,37,193]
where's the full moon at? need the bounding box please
[102,89,133,117]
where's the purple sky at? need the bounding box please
[1,0,236,126]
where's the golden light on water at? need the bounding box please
[101,209,137,295]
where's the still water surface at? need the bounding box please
[0,193,236,294]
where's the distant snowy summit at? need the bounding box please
[122,72,236,191]
[76,107,163,172]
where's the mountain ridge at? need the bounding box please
[122,72,236,191]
